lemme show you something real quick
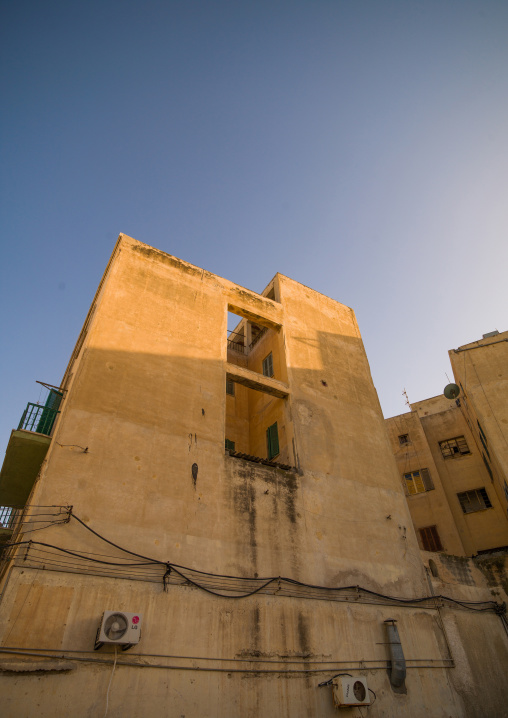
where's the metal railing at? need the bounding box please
[249,325,268,351]
[0,506,20,530]
[18,403,59,436]
[227,330,246,354]
[227,326,269,354]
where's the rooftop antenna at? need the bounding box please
[402,388,411,409]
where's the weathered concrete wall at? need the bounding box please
[1,565,507,718]
[421,549,508,603]
[1,236,508,717]
[20,235,422,590]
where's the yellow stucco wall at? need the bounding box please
[1,236,507,717]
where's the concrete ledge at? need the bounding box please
[227,301,282,332]
[0,430,51,506]
[0,659,75,673]
[225,363,289,398]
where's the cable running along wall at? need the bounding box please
[0,507,505,615]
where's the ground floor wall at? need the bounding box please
[0,568,507,717]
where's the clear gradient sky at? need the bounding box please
[1,0,507,452]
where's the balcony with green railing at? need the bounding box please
[18,402,59,436]
[0,385,62,509]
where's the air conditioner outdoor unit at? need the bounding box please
[332,676,370,708]
[94,611,142,650]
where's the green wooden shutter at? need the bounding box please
[267,422,279,459]
[36,389,63,435]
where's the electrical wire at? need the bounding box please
[3,648,431,674]
[318,672,352,687]
[56,443,89,452]
[103,645,117,718]
[2,513,505,616]
[0,645,451,667]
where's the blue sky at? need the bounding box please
[1,0,507,451]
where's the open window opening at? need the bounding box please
[226,309,281,379]
[225,306,292,467]
[225,384,290,465]
[227,311,273,361]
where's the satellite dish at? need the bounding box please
[444,383,460,400]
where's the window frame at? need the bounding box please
[262,352,274,378]
[457,488,492,514]
[438,435,470,459]
[404,468,434,495]
[482,453,493,480]
[398,434,410,446]
[418,525,443,552]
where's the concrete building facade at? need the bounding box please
[386,332,508,559]
[0,235,507,717]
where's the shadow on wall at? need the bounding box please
[19,326,414,592]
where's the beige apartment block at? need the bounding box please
[450,331,508,514]
[0,235,507,717]
[387,394,508,557]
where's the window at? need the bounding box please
[419,526,443,552]
[226,379,235,396]
[482,453,493,480]
[478,421,490,458]
[404,468,434,495]
[457,488,492,514]
[439,436,470,459]
[398,434,410,446]
[262,352,274,378]
[225,438,235,452]
[266,422,279,460]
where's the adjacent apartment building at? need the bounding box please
[0,235,507,717]
[386,331,508,557]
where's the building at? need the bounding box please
[0,235,507,717]
[386,331,508,557]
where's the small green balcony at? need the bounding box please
[0,390,62,508]
[18,402,59,436]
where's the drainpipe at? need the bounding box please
[384,619,406,687]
